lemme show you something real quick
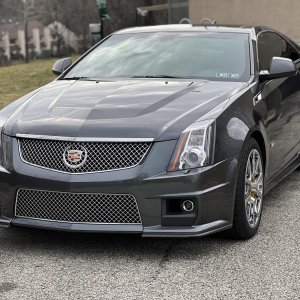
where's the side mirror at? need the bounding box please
[52,57,72,76]
[259,57,297,82]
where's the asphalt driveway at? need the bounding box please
[0,171,299,300]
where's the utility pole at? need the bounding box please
[168,0,172,24]
[96,0,109,39]
[100,13,104,39]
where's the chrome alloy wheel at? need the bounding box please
[244,149,263,228]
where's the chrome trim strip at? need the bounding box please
[15,188,142,225]
[17,138,153,175]
[16,133,154,142]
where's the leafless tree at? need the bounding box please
[1,0,99,55]
[34,0,99,52]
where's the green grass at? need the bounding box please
[0,56,79,109]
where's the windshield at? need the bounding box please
[64,32,251,82]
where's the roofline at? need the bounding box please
[115,24,256,35]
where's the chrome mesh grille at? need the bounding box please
[18,138,152,173]
[15,189,142,224]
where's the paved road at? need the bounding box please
[0,171,299,300]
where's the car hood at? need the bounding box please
[3,79,247,141]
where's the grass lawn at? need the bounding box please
[0,56,79,109]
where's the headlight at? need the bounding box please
[0,115,6,140]
[168,119,215,171]
[0,115,7,165]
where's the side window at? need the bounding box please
[258,32,300,70]
[282,40,300,62]
[258,32,285,70]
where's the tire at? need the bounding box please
[226,138,264,240]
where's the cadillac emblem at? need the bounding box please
[63,145,87,169]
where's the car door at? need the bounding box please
[257,31,300,177]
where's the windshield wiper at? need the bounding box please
[131,75,184,79]
[62,76,89,80]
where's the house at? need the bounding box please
[0,19,82,64]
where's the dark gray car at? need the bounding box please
[0,24,300,239]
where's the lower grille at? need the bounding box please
[15,189,142,224]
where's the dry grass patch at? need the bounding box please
[0,56,79,109]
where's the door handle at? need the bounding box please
[253,93,262,105]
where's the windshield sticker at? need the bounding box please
[216,73,240,79]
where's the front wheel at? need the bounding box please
[228,138,264,239]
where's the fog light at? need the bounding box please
[181,200,194,212]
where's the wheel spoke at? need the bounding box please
[255,160,259,175]
[245,178,252,186]
[245,194,251,205]
[254,202,258,215]
[246,203,250,218]
[247,160,252,178]
[254,154,259,175]
[257,189,263,198]
[251,152,256,176]
[256,173,263,185]
[250,204,254,223]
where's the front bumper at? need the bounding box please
[0,138,238,237]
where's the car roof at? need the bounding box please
[115,24,275,37]
[113,24,300,52]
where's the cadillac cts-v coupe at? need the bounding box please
[0,24,299,239]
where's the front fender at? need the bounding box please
[213,85,270,179]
